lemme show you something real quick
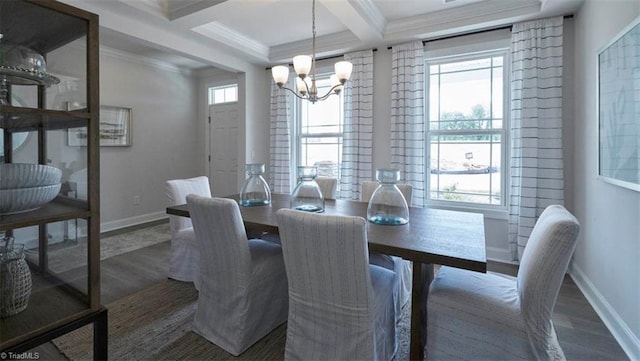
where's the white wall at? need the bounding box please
[98,49,200,230]
[571,1,640,358]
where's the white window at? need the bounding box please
[294,75,344,179]
[208,84,237,105]
[426,51,508,208]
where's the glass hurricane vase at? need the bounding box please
[239,163,271,206]
[290,166,324,212]
[366,168,409,225]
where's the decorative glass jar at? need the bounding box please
[0,236,32,318]
[367,168,409,225]
[291,166,324,212]
[239,163,271,206]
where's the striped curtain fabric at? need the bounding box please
[390,41,426,207]
[269,71,294,194]
[509,17,564,261]
[340,50,374,200]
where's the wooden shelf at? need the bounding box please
[0,106,89,132]
[0,197,90,231]
[0,271,91,350]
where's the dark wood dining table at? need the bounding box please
[167,193,486,360]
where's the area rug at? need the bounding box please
[33,222,170,274]
[53,278,411,360]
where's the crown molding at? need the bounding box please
[193,22,270,62]
[100,45,194,76]
[385,0,541,40]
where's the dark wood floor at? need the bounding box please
[29,223,628,360]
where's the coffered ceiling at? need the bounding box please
[60,0,583,71]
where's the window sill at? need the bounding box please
[426,202,509,220]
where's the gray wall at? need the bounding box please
[571,0,640,358]
[98,49,200,230]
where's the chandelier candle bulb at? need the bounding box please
[293,55,312,77]
[335,61,353,82]
[272,66,289,85]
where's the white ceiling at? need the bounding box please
[63,0,584,71]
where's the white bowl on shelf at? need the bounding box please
[0,183,61,215]
[0,163,62,189]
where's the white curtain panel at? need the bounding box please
[509,17,564,261]
[390,41,426,207]
[269,70,294,194]
[340,49,374,200]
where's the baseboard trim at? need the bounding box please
[101,211,168,233]
[569,263,640,361]
[486,246,514,264]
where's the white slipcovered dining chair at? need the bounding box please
[362,180,413,317]
[276,209,398,361]
[187,195,288,356]
[426,205,580,361]
[315,176,338,200]
[165,176,211,288]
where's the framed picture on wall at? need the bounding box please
[597,15,640,192]
[68,105,132,147]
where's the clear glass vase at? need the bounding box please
[367,168,409,225]
[291,166,324,212]
[239,163,271,206]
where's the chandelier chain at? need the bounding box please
[312,0,316,81]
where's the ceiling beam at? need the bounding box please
[168,0,228,21]
[319,0,385,42]
[58,0,255,72]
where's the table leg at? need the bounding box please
[409,262,434,361]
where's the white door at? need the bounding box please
[209,103,239,197]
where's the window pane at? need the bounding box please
[208,85,238,104]
[427,53,506,207]
[300,136,342,177]
[300,78,342,135]
[296,75,344,184]
[438,68,491,123]
[429,134,501,204]
[224,87,237,102]
[214,89,225,103]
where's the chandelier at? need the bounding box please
[271,0,352,104]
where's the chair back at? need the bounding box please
[361,180,413,206]
[516,204,580,358]
[186,195,252,296]
[276,209,377,360]
[165,176,211,235]
[315,176,338,200]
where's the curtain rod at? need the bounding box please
[266,48,377,71]
[387,14,574,50]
